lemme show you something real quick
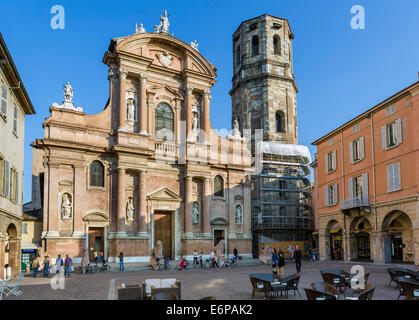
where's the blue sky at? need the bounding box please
[1,0,418,203]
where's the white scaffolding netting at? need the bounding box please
[259,142,312,163]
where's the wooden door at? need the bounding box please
[154,211,172,259]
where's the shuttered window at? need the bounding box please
[382,119,403,149]
[13,105,18,133]
[4,160,10,197]
[325,150,337,173]
[1,83,8,117]
[0,156,3,195]
[324,184,338,206]
[350,137,365,163]
[387,163,401,192]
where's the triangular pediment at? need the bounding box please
[147,186,182,202]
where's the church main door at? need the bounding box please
[154,211,173,259]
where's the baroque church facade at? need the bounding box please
[32,13,253,263]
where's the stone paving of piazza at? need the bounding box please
[7,260,410,300]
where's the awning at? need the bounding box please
[20,242,39,250]
[330,229,342,234]
[312,231,319,235]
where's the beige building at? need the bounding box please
[33,13,252,263]
[0,32,36,277]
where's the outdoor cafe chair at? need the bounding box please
[5,275,24,298]
[283,273,301,298]
[344,283,375,300]
[395,278,419,300]
[304,288,337,300]
[321,272,346,293]
[250,276,272,299]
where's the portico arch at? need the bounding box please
[381,210,413,263]
[5,224,20,277]
[325,220,343,261]
[349,216,373,261]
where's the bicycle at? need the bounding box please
[153,258,171,271]
[99,263,111,272]
[225,257,238,268]
[87,263,99,274]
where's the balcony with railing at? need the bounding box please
[155,141,176,157]
[340,195,370,213]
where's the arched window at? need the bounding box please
[155,103,174,141]
[273,35,280,54]
[252,35,259,56]
[214,175,224,197]
[276,111,285,133]
[90,161,104,187]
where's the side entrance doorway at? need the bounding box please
[154,211,173,259]
[88,227,104,261]
[213,229,225,248]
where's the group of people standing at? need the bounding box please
[31,254,73,278]
[271,245,303,277]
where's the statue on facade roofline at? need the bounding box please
[190,40,199,51]
[63,82,73,101]
[135,23,146,34]
[155,9,170,34]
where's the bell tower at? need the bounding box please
[230,14,298,144]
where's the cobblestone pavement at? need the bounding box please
[7,260,410,300]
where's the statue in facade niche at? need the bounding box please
[192,201,200,224]
[61,193,72,218]
[126,198,135,222]
[127,98,135,121]
[192,113,199,131]
[235,204,243,224]
[63,82,73,101]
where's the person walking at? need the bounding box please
[118,252,124,272]
[293,245,302,273]
[43,256,50,277]
[56,254,63,274]
[94,251,98,263]
[277,249,285,278]
[32,256,40,278]
[233,247,238,262]
[64,254,72,277]
[271,249,278,275]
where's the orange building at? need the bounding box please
[311,79,419,265]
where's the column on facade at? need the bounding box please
[202,89,211,143]
[118,69,128,131]
[319,233,327,261]
[137,170,147,234]
[243,181,251,235]
[48,164,59,233]
[72,165,85,236]
[185,176,193,234]
[202,177,211,235]
[343,233,350,262]
[117,168,126,232]
[138,73,148,135]
[185,86,193,140]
